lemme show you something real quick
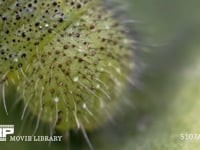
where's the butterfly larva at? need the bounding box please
[0,0,134,133]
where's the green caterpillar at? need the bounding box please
[0,0,134,132]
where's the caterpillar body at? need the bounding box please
[0,0,134,134]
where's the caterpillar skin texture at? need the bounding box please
[0,0,134,131]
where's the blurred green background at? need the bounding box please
[1,0,200,149]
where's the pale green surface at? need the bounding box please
[122,61,200,150]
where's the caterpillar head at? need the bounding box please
[0,0,134,131]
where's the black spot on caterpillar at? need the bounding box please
[0,0,135,142]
